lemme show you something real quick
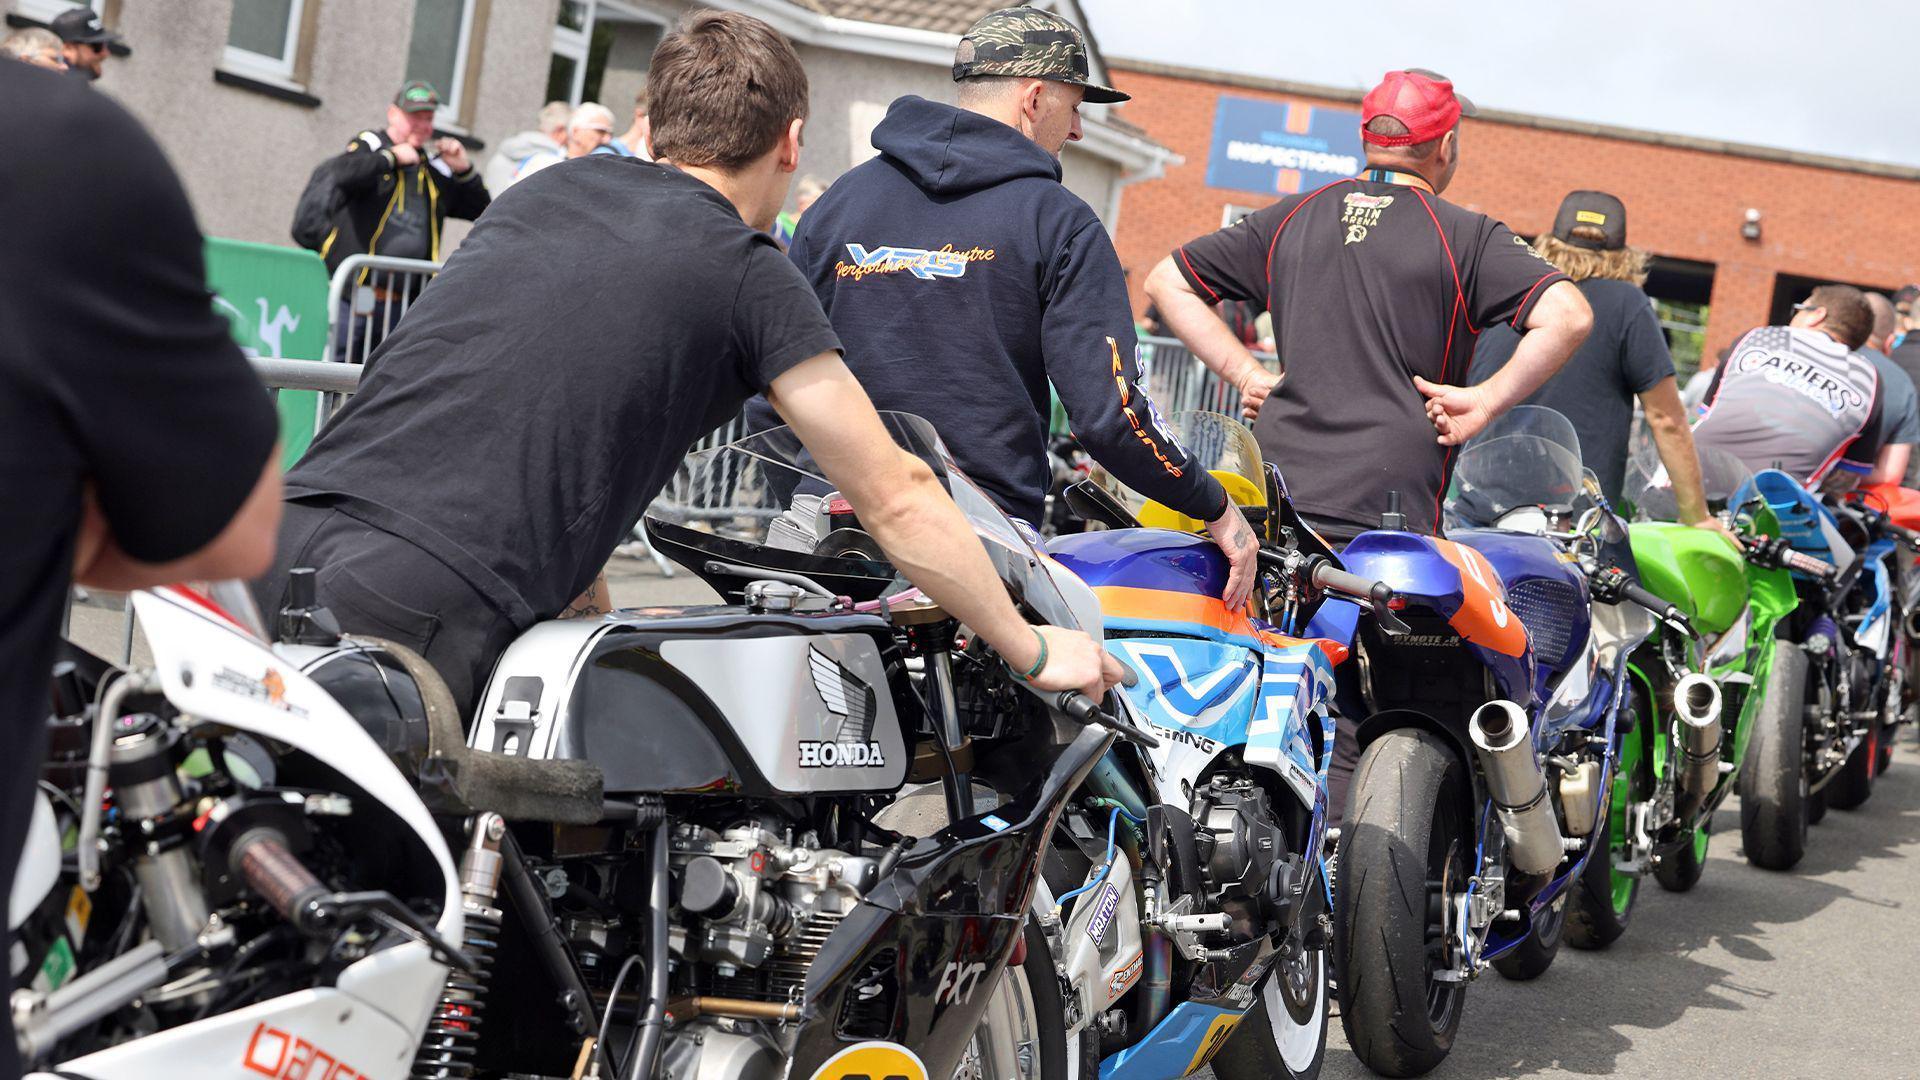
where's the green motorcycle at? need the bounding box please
[1567,448,1799,946]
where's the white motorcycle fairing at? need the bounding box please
[35,587,463,1080]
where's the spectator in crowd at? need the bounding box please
[617,86,650,159]
[1867,292,1901,354]
[1469,190,1723,540]
[292,80,490,365]
[1892,302,1920,483]
[566,102,631,158]
[772,174,823,246]
[3,60,282,1069]
[483,100,569,193]
[50,6,122,82]
[1845,291,1920,486]
[1,27,66,70]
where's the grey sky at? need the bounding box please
[1081,0,1916,169]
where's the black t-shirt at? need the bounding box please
[1175,171,1567,533]
[0,62,277,1066]
[1469,278,1674,502]
[285,157,842,623]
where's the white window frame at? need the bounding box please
[550,0,595,105]
[1223,204,1259,228]
[221,0,307,85]
[406,0,479,126]
[15,0,102,22]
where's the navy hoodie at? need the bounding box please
[777,95,1226,528]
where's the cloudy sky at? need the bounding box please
[1080,0,1916,169]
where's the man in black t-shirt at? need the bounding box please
[1146,69,1592,537]
[258,12,1119,716]
[1470,192,1725,542]
[2,61,283,1074]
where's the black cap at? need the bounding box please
[1552,190,1628,251]
[50,7,122,47]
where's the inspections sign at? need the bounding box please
[1205,96,1364,197]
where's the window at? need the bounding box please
[1222,204,1258,227]
[406,0,477,123]
[549,0,593,104]
[224,0,306,83]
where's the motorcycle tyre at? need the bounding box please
[1336,729,1468,1079]
[1210,946,1328,1080]
[1573,697,1649,940]
[966,919,1078,1080]
[1828,675,1884,811]
[1652,822,1709,894]
[1491,894,1565,980]
[1741,642,1811,871]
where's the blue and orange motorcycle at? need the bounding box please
[1047,412,1405,1080]
[1306,407,1663,1077]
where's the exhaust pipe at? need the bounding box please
[1467,700,1565,876]
[1674,673,1724,818]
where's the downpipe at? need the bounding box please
[1673,674,1724,819]
[1466,701,1564,877]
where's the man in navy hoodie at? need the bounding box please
[776,6,1257,609]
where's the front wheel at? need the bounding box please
[960,919,1077,1080]
[1741,641,1811,871]
[1335,729,1469,1078]
[1210,945,1328,1080]
[1491,894,1565,980]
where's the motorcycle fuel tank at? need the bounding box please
[1628,522,1748,636]
[470,609,918,797]
[1049,529,1265,644]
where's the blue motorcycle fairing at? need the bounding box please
[1736,469,1851,574]
[1098,1001,1246,1079]
[1450,527,1592,690]
[1307,530,1537,706]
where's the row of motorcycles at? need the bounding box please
[15,404,1918,1079]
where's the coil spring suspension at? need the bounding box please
[412,813,507,1079]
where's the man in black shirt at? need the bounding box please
[257,11,1118,716]
[771,7,1255,607]
[1469,191,1723,539]
[2,61,283,1074]
[1146,69,1592,537]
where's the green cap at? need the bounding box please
[953,6,1128,104]
[394,80,441,113]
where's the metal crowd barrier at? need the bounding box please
[321,254,443,365]
[1138,335,1281,419]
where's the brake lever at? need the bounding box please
[1053,690,1160,749]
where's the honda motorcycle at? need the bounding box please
[1312,406,1651,1077]
[1046,411,1402,1080]
[1730,468,1904,869]
[19,582,467,1078]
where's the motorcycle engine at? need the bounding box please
[666,819,879,1003]
[1191,774,1291,938]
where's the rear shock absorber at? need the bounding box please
[413,813,506,1079]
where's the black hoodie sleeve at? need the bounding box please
[1044,219,1228,523]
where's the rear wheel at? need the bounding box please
[1211,944,1328,1080]
[1741,642,1811,871]
[1653,821,1710,893]
[1571,710,1647,944]
[1830,659,1890,811]
[1491,894,1565,980]
[1335,729,1469,1078]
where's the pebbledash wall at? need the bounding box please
[1107,60,1920,363]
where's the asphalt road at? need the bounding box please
[65,557,1920,1078]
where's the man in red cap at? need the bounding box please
[1146,68,1592,540]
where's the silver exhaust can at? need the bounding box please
[1673,673,1724,817]
[1467,700,1565,875]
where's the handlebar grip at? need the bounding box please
[231,830,329,935]
[1313,563,1390,606]
[1781,549,1840,580]
[1620,581,1692,632]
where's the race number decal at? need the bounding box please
[1185,1012,1246,1073]
[808,1041,930,1080]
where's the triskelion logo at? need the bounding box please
[1341,191,1394,245]
[800,647,885,767]
[835,243,995,281]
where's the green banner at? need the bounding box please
[204,238,331,468]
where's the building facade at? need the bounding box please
[8,0,1171,251]
[1107,59,1920,366]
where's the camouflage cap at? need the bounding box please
[953,6,1129,104]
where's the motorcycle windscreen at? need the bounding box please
[644,411,1087,630]
[1626,432,1753,521]
[1096,410,1266,532]
[1445,404,1586,529]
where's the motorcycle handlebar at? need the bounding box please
[1312,562,1394,611]
[1620,581,1694,635]
[1016,679,1159,749]
[230,830,329,936]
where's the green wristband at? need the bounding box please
[1019,628,1048,681]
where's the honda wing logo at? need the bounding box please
[801,647,886,768]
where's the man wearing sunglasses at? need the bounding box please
[1691,285,1887,489]
[49,7,122,82]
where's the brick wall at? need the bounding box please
[1110,65,1920,362]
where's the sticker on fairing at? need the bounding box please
[1086,882,1122,946]
[809,1041,930,1080]
[980,814,1011,832]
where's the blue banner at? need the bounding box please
[1204,96,1364,197]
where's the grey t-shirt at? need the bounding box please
[1842,349,1920,471]
[1469,277,1674,502]
[1691,325,1883,488]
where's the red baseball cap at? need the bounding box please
[1361,69,1476,146]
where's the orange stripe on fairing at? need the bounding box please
[1432,540,1529,657]
[1092,586,1349,665]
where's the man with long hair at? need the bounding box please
[1469,191,1724,537]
